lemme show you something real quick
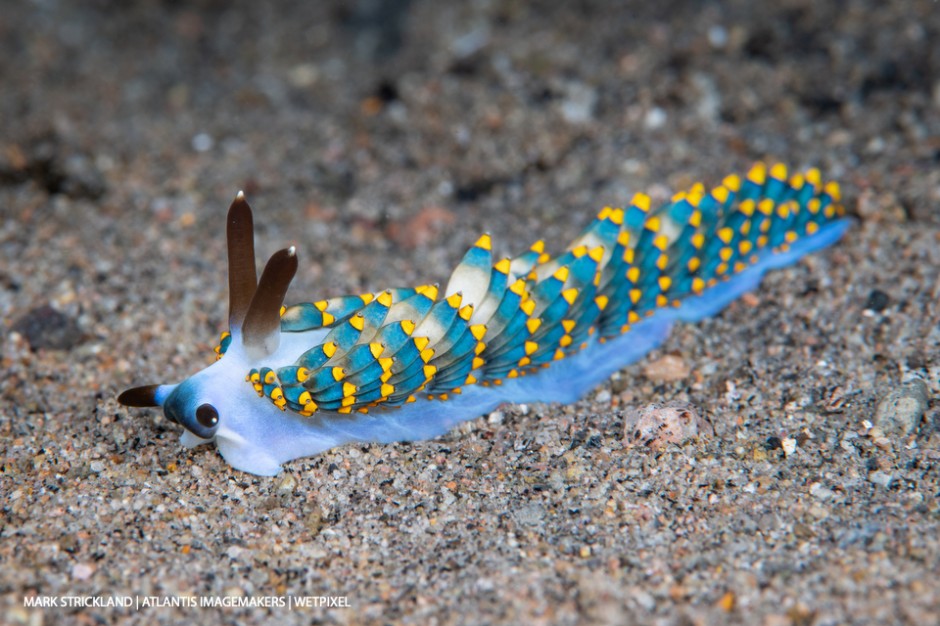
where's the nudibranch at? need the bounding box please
[119,163,849,475]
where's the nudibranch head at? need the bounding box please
[118,192,299,458]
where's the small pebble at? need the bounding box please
[72,563,95,581]
[642,354,691,383]
[226,546,245,561]
[385,205,457,249]
[276,472,297,494]
[513,503,546,526]
[868,471,894,488]
[4,608,30,626]
[11,305,84,351]
[807,504,829,520]
[305,510,325,536]
[644,107,667,130]
[718,591,736,612]
[287,63,319,88]
[623,403,710,449]
[191,132,214,152]
[809,482,836,500]
[707,24,728,48]
[864,289,891,312]
[559,81,598,124]
[630,587,656,612]
[61,153,107,198]
[875,379,929,436]
[781,437,797,457]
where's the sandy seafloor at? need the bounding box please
[1,1,939,624]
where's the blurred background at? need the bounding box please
[2,0,937,316]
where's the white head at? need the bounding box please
[118,193,302,474]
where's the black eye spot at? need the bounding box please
[196,403,219,429]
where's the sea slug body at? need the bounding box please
[119,162,849,475]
